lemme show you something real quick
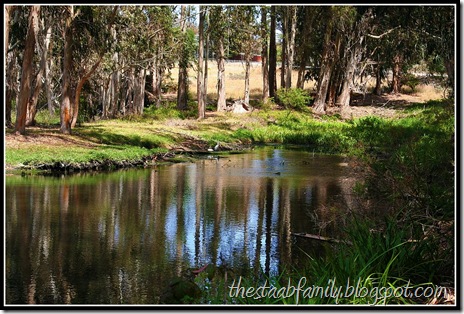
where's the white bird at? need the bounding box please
[214,142,220,151]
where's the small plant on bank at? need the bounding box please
[275,88,312,111]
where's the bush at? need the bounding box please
[275,88,312,111]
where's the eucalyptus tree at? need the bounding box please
[5,5,20,128]
[57,5,118,133]
[176,5,189,110]
[268,6,277,99]
[260,6,269,102]
[336,7,374,118]
[229,5,260,106]
[312,6,335,115]
[294,6,322,90]
[24,6,59,126]
[208,5,230,111]
[197,5,207,119]
[282,5,297,89]
[14,5,40,135]
[418,5,455,97]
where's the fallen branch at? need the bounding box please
[291,232,353,245]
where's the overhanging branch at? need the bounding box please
[367,25,401,39]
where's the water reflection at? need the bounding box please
[5,147,356,304]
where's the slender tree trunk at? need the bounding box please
[152,54,163,108]
[6,52,17,128]
[444,58,454,97]
[280,9,286,89]
[285,6,297,89]
[15,6,40,135]
[373,64,382,95]
[125,67,135,114]
[134,67,146,115]
[244,57,251,105]
[312,8,334,115]
[216,39,226,112]
[197,6,206,119]
[5,5,15,127]
[296,6,315,90]
[204,29,209,108]
[42,21,55,116]
[391,53,402,94]
[26,21,46,126]
[60,6,74,134]
[177,5,188,110]
[109,26,120,117]
[261,6,269,102]
[269,6,277,98]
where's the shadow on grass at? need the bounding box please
[77,126,176,149]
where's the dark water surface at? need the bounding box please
[5,146,358,304]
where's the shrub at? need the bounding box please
[275,88,312,111]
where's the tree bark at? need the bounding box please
[197,6,206,119]
[373,64,382,96]
[216,39,226,112]
[244,58,251,105]
[269,6,277,98]
[177,5,188,110]
[60,6,74,134]
[5,6,18,128]
[204,26,209,108]
[133,67,146,115]
[391,53,402,94]
[280,8,286,89]
[26,19,46,127]
[444,58,454,97]
[261,6,269,102]
[42,21,55,116]
[285,6,297,89]
[15,6,40,135]
[312,8,334,115]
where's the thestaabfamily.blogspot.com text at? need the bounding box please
[228,276,450,305]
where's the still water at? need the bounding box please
[5,146,358,304]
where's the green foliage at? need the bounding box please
[275,88,312,111]
[401,73,421,92]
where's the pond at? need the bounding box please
[5,146,360,304]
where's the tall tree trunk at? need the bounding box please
[60,6,74,134]
[296,6,315,90]
[6,52,17,128]
[391,53,402,94]
[285,6,297,89]
[444,58,454,97]
[177,5,188,110]
[6,6,20,128]
[26,21,46,127]
[244,57,251,105]
[133,67,146,115]
[216,39,226,112]
[261,6,269,102]
[125,67,135,115]
[70,6,118,128]
[152,54,163,108]
[373,64,382,95]
[15,5,40,135]
[42,21,55,116]
[109,26,120,118]
[197,6,206,119]
[312,8,334,115]
[280,9,286,89]
[269,6,277,98]
[204,27,209,108]
[5,5,14,126]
